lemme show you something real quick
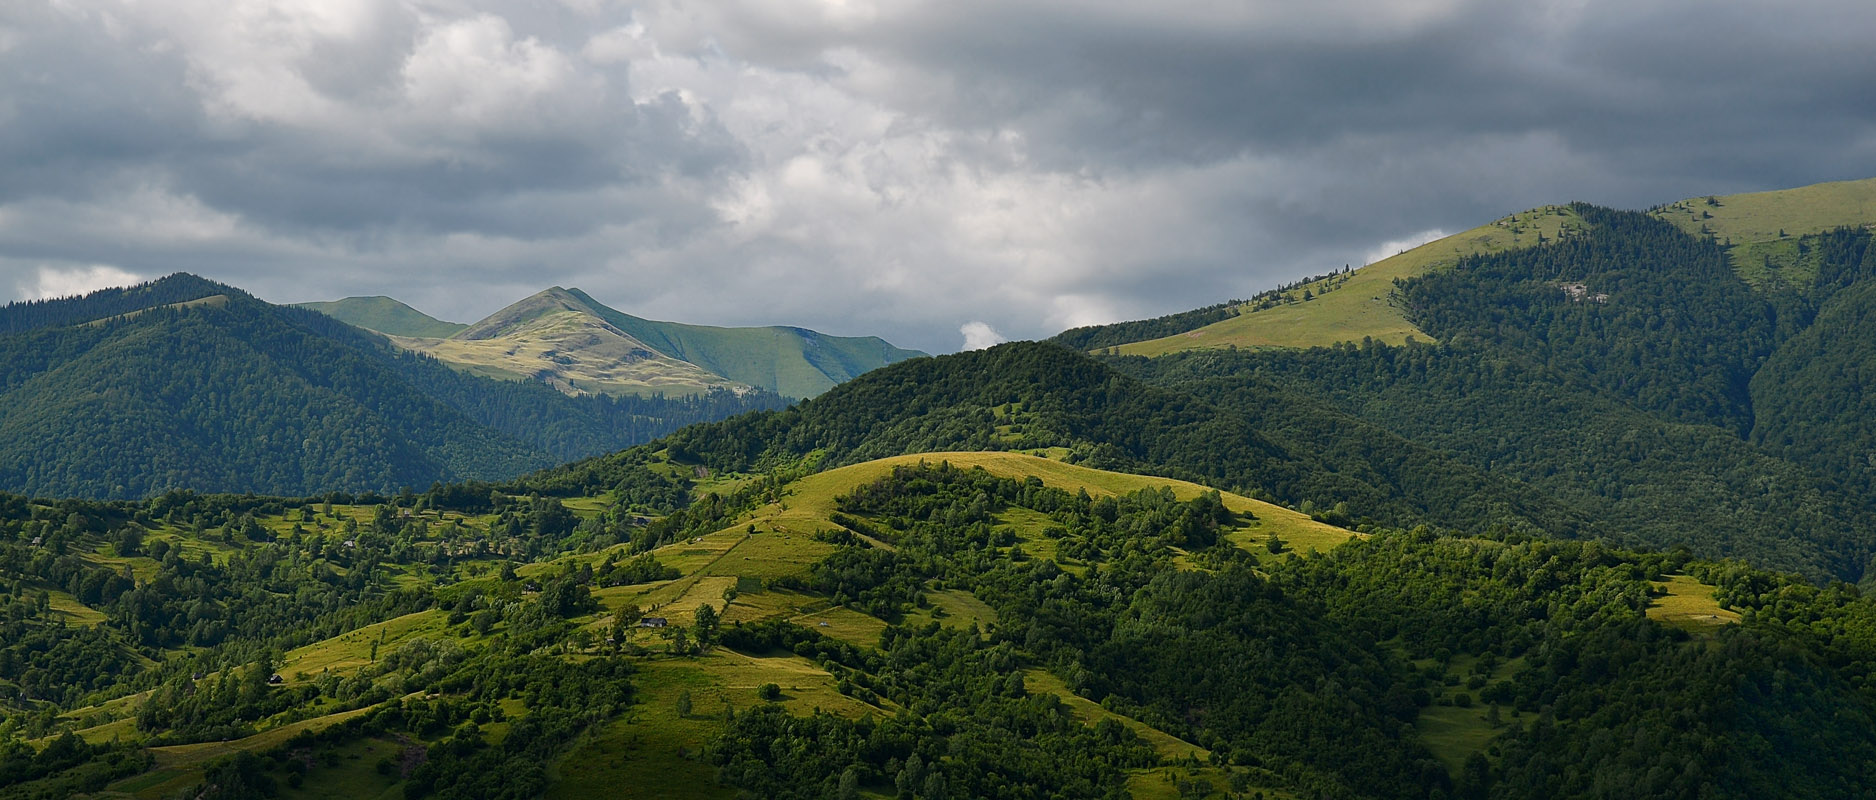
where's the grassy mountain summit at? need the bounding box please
[291,296,468,339]
[1653,176,1876,290]
[1104,206,1586,354]
[1083,177,1876,357]
[389,288,747,397]
[307,287,924,399]
[563,288,926,400]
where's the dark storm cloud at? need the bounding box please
[3,0,1874,353]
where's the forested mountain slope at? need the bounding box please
[532,340,1589,541]
[4,444,1876,800]
[0,276,784,498]
[1105,202,1876,581]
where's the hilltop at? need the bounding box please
[0,275,783,498]
[291,297,468,339]
[1083,177,1876,357]
[305,287,925,399]
[390,288,746,397]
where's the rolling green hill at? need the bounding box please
[564,288,926,400]
[1099,205,1585,354]
[390,288,747,397]
[1086,177,1876,357]
[0,275,784,498]
[1117,202,1876,581]
[291,296,468,339]
[1654,176,1876,290]
[306,287,925,400]
[6,439,1874,800]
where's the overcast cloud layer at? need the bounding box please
[4,1,1875,352]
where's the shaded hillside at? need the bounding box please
[0,276,786,498]
[1128,344,1872,580]
[0,297,546,498]
[292,296,467,338]
[1111,209,1876,580]
[533,341,1587,540]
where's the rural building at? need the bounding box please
[639,617,668,628]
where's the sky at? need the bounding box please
[4,1,1875,354]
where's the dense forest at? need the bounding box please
[536,341,1588,542]
[5,453,1876,799]
[0,276,784,499]
[1113,210,1876,581]
[1050,300,1243,352]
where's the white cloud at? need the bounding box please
[1363,229,1448,266]
[5,0,1876,353]
[959,321,1006,350]
[19,265,144,300]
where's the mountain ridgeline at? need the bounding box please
[0,276,785,499]
[9,179,1876,800]
[1083,196,1876,582]
[308,286,926,400]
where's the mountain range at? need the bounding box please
[7,177,1876,800]
[299,287,924,400]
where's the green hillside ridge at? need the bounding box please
[391,288,746,398]
[564,287,927,399]
[292,296,468,339]
[1109,205,1585,354]
[1654,176,1876,290]
[0,275,784,498]
[356,286,924,400]
[1121,204,1876,581]
[8,439,1872,800]
[1088,176,1876,358]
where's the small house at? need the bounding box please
[267,674,285,685]
[639,617,668,628]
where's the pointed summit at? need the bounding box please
[454,287,596,341]
[389,288,743,397]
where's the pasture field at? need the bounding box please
[1654,177,1876,291]
[1647,574,1741,630]
[1117,206,1584,354]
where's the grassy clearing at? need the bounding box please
[1117,206,1583,354]
[904,588,997,631]
[788,606,889,649]
[114,704,384,799]
[1654,177,1876,291]
[280,610,450,682]
[549,650,878,800]
[1647,574,1741,629]
[37,586,109,626]
[388,308,737,398]
[1022,669,1205,761]
[1416,704,1502,772]
[1409,652,1523,773]
[1124,766,1290,800]
[1656,177,1876,248]
[273,735,405,800]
